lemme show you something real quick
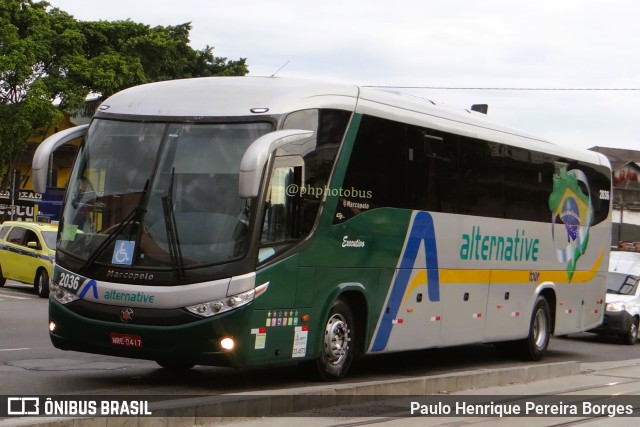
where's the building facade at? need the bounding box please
[590,146,640,245]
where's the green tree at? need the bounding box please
[0,0,248,185]
[77,19,248,97]
[0,1,83,176]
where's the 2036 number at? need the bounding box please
[58,272,81,291]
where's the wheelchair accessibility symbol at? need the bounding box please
[112,240,135,265]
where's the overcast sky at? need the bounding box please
[48,0,640,152]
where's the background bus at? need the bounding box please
[33,77,612,380]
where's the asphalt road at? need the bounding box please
[2,280,639,397]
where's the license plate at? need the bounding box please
[110,333,143,348]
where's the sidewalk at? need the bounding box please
[3,359,640,426]
[213,359,640,427]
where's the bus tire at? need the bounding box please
[516,295,551,361]
[156,359,195,370]
[308,298,355,381]
[34,269,50,298]
[622,317,638,345]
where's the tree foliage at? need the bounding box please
[76,19,248,97]
[0,0,248,181]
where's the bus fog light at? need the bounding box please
[220,337,235,351]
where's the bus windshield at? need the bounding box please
[58,119,272,269]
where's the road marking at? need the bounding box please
[0,292,31,300]
[0,348,30,352]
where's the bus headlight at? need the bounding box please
[49,282,80,305]
[185,282,269,318]
[185,288,255,318]
[606,302,627,312]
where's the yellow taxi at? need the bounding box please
[0,221,57,298]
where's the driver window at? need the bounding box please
[260,155,304,261]
[258,108,350,263]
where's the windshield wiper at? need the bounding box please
[162,168,185,279]
[79,180,149,274]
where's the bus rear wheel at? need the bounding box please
[307,298,355,381]
[517,295,551,361]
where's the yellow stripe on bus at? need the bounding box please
[570,245,607,283]
[400,245,607,303]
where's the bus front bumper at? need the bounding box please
[48,299,244,367]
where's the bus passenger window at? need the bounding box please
[335,115,406,223]
[406,127,459,213]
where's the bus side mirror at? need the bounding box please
[239,129,314,198]
[32,125,89,193]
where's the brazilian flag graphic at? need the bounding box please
[548,165,592,281]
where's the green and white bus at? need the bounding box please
[32,77,612,380]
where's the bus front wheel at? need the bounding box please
[307,298,355,381]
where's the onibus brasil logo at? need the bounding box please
[548,164,593,281]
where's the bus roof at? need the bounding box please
[96,76,609,167]
[97,77,360,118]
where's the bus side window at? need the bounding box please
[336,115,406,223]
[336,115,463,222]
[406,127,459,213]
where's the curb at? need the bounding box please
[1,361,580,427]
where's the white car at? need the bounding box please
[591,251,640,344]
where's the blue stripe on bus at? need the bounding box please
[371,211,440,352]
